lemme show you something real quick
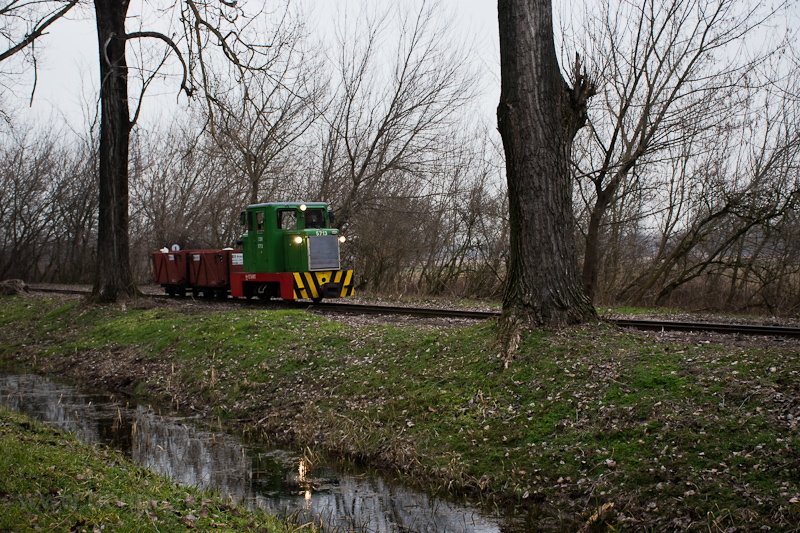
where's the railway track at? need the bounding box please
[314,303,800,338]
[609,318,800,338]
[28,285,800,338]
[312,301,499,320]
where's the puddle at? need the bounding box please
[0,372,525,532]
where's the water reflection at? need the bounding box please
[0,373,515,532]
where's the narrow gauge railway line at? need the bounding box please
[313,301,499,320]
[29,286,92,295]
[28,286,800,338]
[610,318,800,338]
[314,303,800,338]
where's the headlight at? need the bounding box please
[294,236,303,244]
[338,236,346,243]
[299,204,307,211]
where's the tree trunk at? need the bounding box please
[581,197,606,303]
[496,0,596,348]
[93,0,135,301]
[581,174,619,303]
[250,176,258,205]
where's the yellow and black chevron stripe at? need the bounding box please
[292,270,354,299]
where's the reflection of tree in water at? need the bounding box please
[0,374,122,448]
[0,373,508,533]
[130,415,253,502]
[299,476,500,533]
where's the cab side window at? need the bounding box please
[277,209,297,230]
[256,211,265,232]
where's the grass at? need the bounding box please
[1,294,799,531]
[0,405,294,532]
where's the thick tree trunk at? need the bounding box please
[496,0,595,346]
[92,0,134,301]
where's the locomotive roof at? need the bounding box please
[246,202,329,209]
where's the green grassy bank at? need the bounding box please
[0,405,291,532]
[1,295,799,531]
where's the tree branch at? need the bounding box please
[0,0,79,63]
[567,52,597,131]
[125,30,195,99]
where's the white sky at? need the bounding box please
[4,0,500,131]
[7,0,797,136]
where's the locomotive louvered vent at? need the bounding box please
[308,235,341,270]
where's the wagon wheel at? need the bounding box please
[312,297,323,304]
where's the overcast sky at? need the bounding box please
[5,0,500,130]
[7,0,798,135]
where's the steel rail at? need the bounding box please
[27,286,800,338]
[610,318,800,338]
[29,287,91,295]
[311,301,500,319]
[314,303,800,337]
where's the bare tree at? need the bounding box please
[93,0,137,300]
[568,0,790,303]
[622,81,800,307]
[0,0,79,123]
[0,127,58,279]
[496,0,596,351]
[129,119,245,257]
[46,125,98,282]
[0,122,98,282]
[416,127,507,298]
[201,5,324,204]
[348,194,433,292]
[313,0,475,233]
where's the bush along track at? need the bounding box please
[1,294,800,531]
[0,405,293,532]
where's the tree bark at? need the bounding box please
[93,0,135,301]
[496,0,596,348]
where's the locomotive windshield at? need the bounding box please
[305,209,325,229]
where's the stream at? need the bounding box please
[0,372,525,532]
